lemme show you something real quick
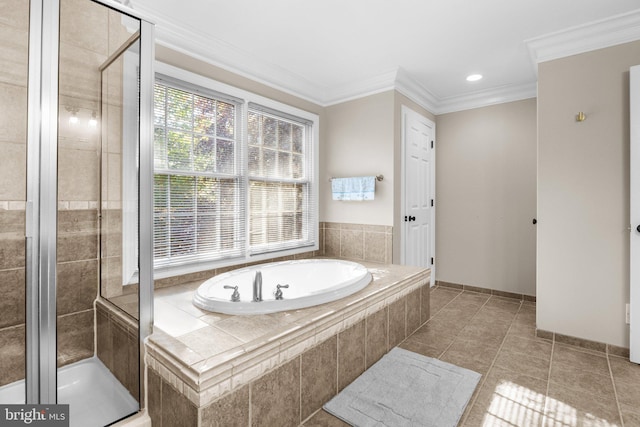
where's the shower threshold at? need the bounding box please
[0,356,139,427]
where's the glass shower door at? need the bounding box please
[56,0,144,424]
[0,0,30,405]
[0,1,153,423]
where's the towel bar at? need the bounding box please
[329,175,383,182]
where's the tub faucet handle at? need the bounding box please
[223,285,240,302]
[275,284,289,300]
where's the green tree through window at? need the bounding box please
[152,77,317,271]
[153,83,243,266]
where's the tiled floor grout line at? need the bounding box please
[431,285,464,317]
[607,352,625,426]
[394,286,464,351]
[542,333,555,427]
[438,291,491,359]
[409,285,464,350]
[434,290,492,359]
[459,296,526,426]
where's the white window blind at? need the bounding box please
[153,80,245,268]
[152,65,318,273]
[247,105,316,254]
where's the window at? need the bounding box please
[248,105,314,254]
[153,65,318,275]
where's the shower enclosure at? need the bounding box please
[0,0,153,425]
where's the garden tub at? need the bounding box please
[192,259,372,315]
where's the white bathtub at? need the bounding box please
[193,259,372,315]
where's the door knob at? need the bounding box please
[637,224,640,233]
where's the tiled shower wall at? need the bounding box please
[0,209,26,387]
[56,209,99,367]
[56,0,125,370]
[0,0,29,388]
[56,0,142,378]
[0,0,137,387]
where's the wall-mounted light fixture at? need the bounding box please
[88,111,98,128]
[66,106,79,125]
[576,112,586,122]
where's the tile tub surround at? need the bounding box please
[147,221,389,292]
[152,249,323,291]
[322,222,393,264]
[145,262,430,426]
[96,299,141,401]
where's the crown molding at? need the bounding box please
[526,9,640,67]
[394,68,440,114]
[322,69,398,106]
[131,2,328,106]
[435,82,537,115]
[318,68,536,116]
[321,67,441,113]
[131,1,540,115]
[324,68,536,115]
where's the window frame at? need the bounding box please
[153,75,246,270]
[153,62,319,279]
[246,104,315,255]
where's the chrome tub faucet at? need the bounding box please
[253,271,262,302]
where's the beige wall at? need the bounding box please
[435,99,537,296]
[321,91,395,225]
[321,90,435,232]
[537,41,640,348]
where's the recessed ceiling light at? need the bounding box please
[466,74,483,82]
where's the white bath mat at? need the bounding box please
[323,347,481,427]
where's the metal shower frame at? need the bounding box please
[25,0,154,407]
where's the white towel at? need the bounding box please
[331,176,376,201]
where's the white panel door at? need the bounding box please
[630,65,640,363]
[402,106,435,284]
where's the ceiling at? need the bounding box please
[130,0,640,113]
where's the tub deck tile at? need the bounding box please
[146,260,430,408]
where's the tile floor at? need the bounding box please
[303,286,640,426]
